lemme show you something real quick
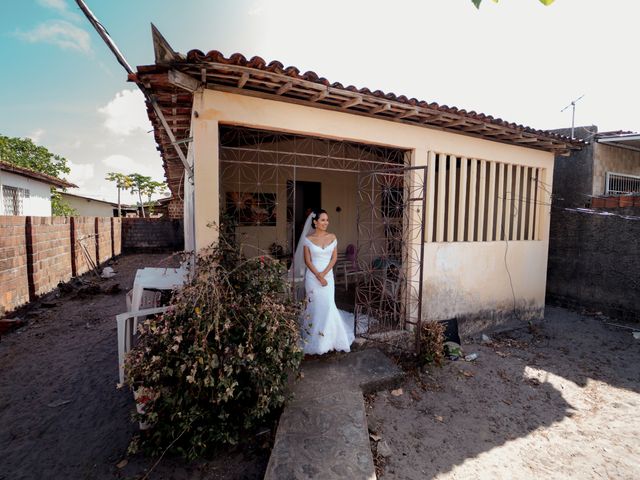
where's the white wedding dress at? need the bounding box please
[300,237,355,355]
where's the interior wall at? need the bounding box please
[221,164,358,258]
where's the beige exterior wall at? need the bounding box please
[190,89,555,324]
[593,143,640,195]
[61,194,114,217]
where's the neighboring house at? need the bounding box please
[58,191,136,217]
[134,27,581,336]
[547,126,640,321]
[0,161,76,216]
[550,126,640,208]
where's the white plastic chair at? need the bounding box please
[117,306,169,384]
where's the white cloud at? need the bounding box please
[67,161,94,188]
[98,89,152,136]
[248,2,264,16]
[102,154,159,179]
[15,20,91,54]
[36,0,83,22]
[28,129,45,144]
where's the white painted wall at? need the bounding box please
[0,171,52,216]
[60,193,114,217]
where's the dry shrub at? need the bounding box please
[124,237,303,459]
[419,321,445,367]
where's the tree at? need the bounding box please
[128,173,151,218]
[140,180,167,216]
[0,134,75,216]
[472,0,554,7]
[105,172,132,217]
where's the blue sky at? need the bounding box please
[1,0,638,202]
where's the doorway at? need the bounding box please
[288,180,321,250]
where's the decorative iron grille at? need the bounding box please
[219,126,425,351]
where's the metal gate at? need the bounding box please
[354,165,427,353]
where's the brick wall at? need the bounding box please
[168,198,183,219]
[0,216,29,315]
[71,216,98,277]
[29,216,72,297]
[96,217,112,264]
[122,218,184,251]
[0,215,122,316]
[112,217,122,256]
[547,208,640,321]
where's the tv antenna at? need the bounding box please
[561,94,585,140]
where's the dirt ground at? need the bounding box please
[367,307,640,479]
[3,255,639,480]
[0,253,267,480]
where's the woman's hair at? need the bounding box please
[311,208,328,228]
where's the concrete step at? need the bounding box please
[264,349,404,480]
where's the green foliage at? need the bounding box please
[105,172,133,190]
[472,0,555,8]
[0,134,70,178]
[418,321,445,367]
[51,190,77,216]
[124,237,304,459]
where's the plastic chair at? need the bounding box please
[336,244,364,290]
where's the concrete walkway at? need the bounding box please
[265,349,404,479]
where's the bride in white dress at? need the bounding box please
[291,209,355,355]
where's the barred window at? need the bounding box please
[2,186,29,216]
[425,152,544,242]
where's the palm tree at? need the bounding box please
[105,172,132,217]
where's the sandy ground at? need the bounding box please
[0,253,267,480]
[367,307,640,479]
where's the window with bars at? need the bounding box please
[425,152,544,242]
[605,172,640,195]
[2,185,29,216]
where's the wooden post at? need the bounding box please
[486,161,496,241]
[436,154,446,242]
[425,151,436,242]
[477,160,486,242]
[457,157,468,241]
[467,159,477,241]
[496,163,505,241]
[447,155,457,242]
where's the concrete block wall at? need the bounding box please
[29,216,72,297]
[0,216,29,314]
[122,218,184,251]
[547,208,640,321]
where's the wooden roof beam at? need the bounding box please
[310,88,328,102]
[342,97,363,109]
[276,82,293,95]
[396,108,420,120]
[238,72,250,88]
[370,103,391,115]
